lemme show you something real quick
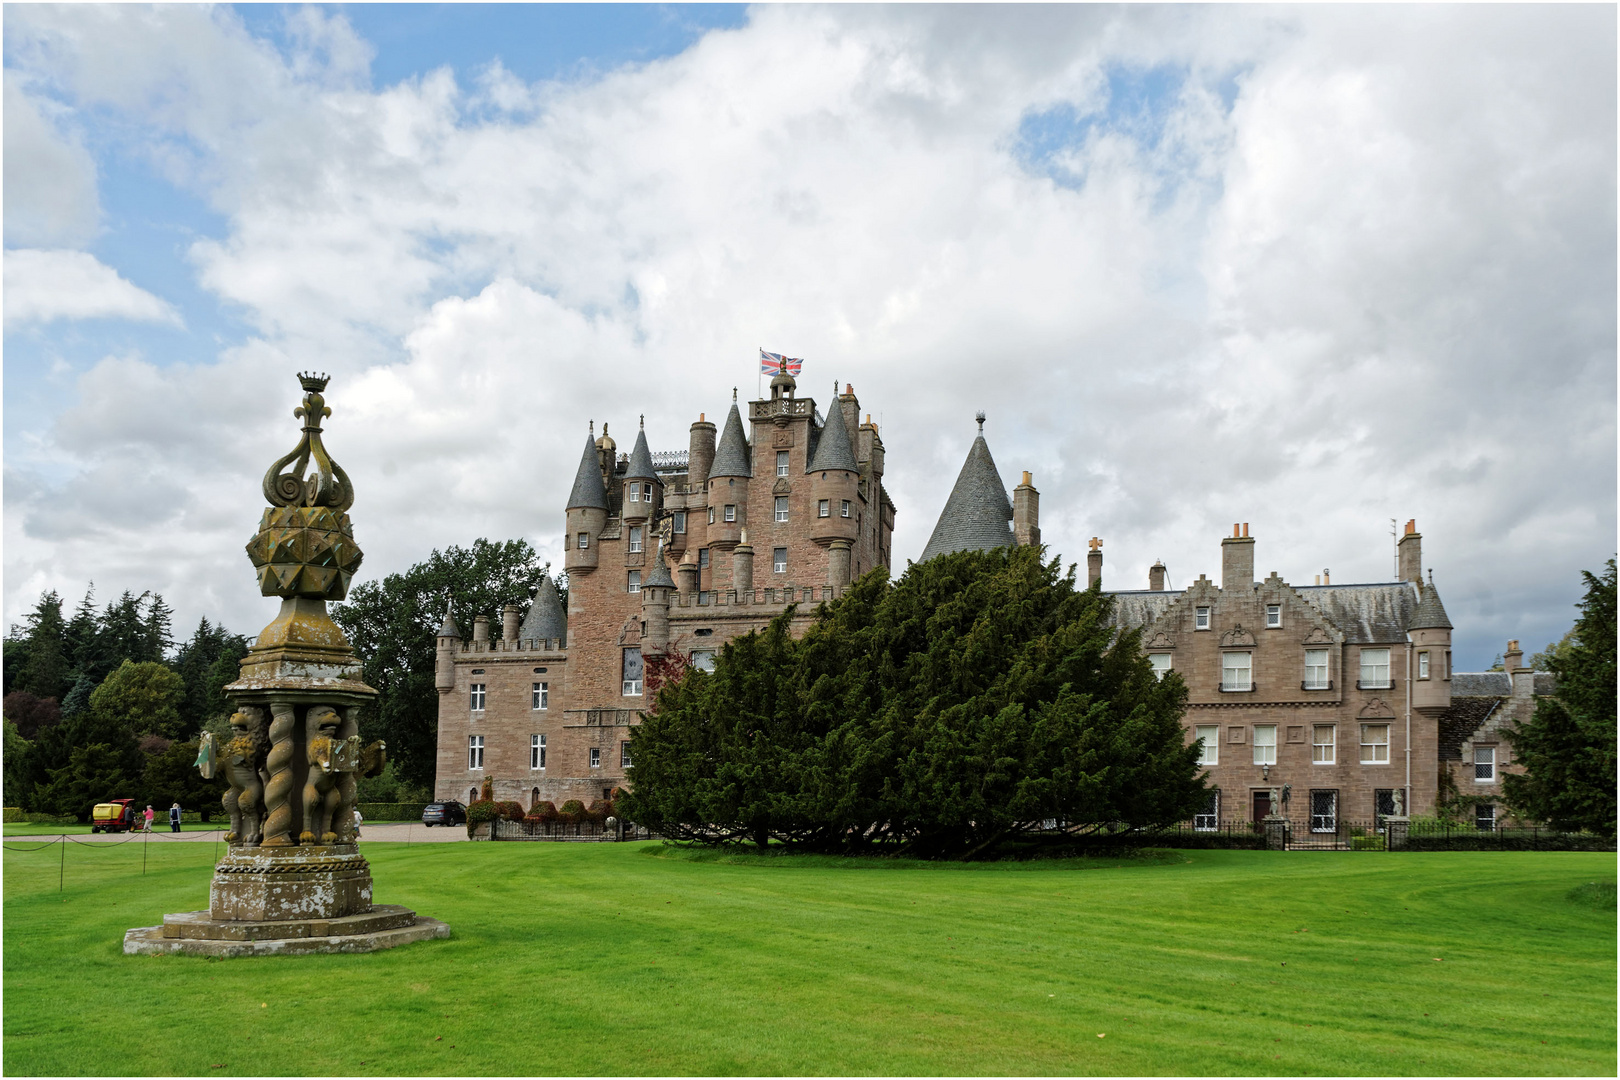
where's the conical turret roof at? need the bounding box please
[625,422,657,482]
[437,612,460,638]
[1410,579,1453,630]
[806,398,858,473]
[566,431,610,511]
[645,546,676,589]
[709,399,752,479]
[519,576,567,640]
[918,425,1013,562]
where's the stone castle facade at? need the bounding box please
[433,381,1540,828]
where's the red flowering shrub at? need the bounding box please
[526,800,558,822]
[557,799,587,825]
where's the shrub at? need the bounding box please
[558,799,587,825]
[494,800,527,822]
[586,799,613,825]
[357,802,429,822]
[3,807,23,823]
[526,801,559,823]
[465,799,498,837]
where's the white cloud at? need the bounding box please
[3,249,182,328]
[3,73,98,246]
[2,4,1613,668]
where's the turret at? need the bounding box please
[732,529,755,593]
[564,429,609,575]
[501,603,521,644]
[688,413,717,491]
[707,393,751,550]
[807,393,859,547]
[472,614,490,647]
[1410,571,1453,718]
[917,414,1015,563]
[641,544,675,653]
[676,547,699,596]
[519,574,567,647]
[435,612,459,691]
[622,417,661,524]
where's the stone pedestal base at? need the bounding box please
[210,844,371,921]
[124,905,449,957]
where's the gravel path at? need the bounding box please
[5,823,467,844]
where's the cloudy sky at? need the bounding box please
[4,3,1614,669]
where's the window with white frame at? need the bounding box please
[621,741,633,767]
[628,526,643,553]
[530,734,546,770]
[1312,724,1335,764]
[622,647,643,696]
[840,500,851,518]
[470,683,486,712]
[577,531,589,549]
[698,548,710,570]
[724,505,736,522]
[818,499,830,517]
[628,481,642,503]
[1475,803,1496,830]
[775,496,789,522]
[1221,651,1252,691]
[1473,746,1496,782]
[1194,724,1219,766]
[1194,790,1219,831]
[1266,604,1281,628]
[1253,724,1277,765]
[532,682,548,710]
[708,507,715,525]
[468,735,484,770]
[1418,651,1430,679]
[1304,649,1329,689]
[777,451,790,477]
[1360,723,1390,764]
[1359,647,1391,688]
[627,571,641,594]
[673,511,686,534]
[773,547,788,573]
[1149,653,1172,681]
[1310,790,1337,833]
[590,747,601,768]
[1195,606,1211,630]
[691,649,716,673]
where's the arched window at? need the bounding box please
[468,787,477,803]
[531,787,541,808]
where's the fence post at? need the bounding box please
[1385,817,1409,851]
[1264,816,1288,851]
[59,834,65,892]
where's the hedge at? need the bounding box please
[1404,830,1614,852]
[356,802,429,822]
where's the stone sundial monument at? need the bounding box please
[124,373,449,956]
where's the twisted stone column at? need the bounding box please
[260,702,298,846]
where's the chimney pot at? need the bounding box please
[1503,640,1524,673]
[1242,522,1249,538]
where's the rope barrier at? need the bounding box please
[2,836,65,852]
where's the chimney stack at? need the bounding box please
[1013,471,1041,547]
[1149,561,1166,591]
[1221,523,1255,590]
[1398,519,1422,583]
[501,603,521,643]
[472,614,490,645]
[1086,537,1103,588]
[1503,639,1523,673]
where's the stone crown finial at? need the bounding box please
[298,371,330,393]
[263,373,353,512]
[975,411,986,433]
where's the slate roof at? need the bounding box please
[807,401,858,473]
[709,401,752,479]
[645,550,676,589]
[918,433,1013,562]
[1452,672,1512,696]
[1410,581,1453,629]
[625,425,657,482]
[1438,696,1504,761]
[566,432,609,511]
[1106,590,1184,631]
[519,576,567,641]
[1294,583,1418,643]
[437,613,460,638]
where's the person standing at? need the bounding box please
[169,802,182,833]
[143,805,155,833]
[352,807,363,840]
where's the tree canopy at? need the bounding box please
[1504,558,1617,837]
[618,545,1205,858]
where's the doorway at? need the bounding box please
[1252,789,1273,821]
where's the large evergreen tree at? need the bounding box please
[1504,558,1617,837]
[333,539,554,790]
[620,545,1205,858]
[12,591,69,701]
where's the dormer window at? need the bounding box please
[1266,604,1281,628]
[1195,606,1211,630]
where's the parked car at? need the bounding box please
[90,799,138,833]
[422,801,467,827]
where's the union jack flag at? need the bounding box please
[759,348,803,376]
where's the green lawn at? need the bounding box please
[3,841,1613,1076]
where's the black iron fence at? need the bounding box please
[490,819,657,842]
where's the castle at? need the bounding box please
[432,374,1541,828]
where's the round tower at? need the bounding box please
[688,413,717,491]
[707,392,751,551]
[1410,568,1453,718]
[435,612,460,692]
[564,428,609,575]
[622,417,662,524]
[807,389,859,550]
[641,544,676,653]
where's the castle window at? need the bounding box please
[1304,649,1329,690]
[724,505,736,522]
[532,682,548,710]
[590,747,601,768]
[622,647,643,696]
[673,511,686,534]
[1221,652,1252,691]
[470,683,486,712]
[1310,790,1337,833]
[628,481,642,503]
[1266,604,1281,628]
[1360,723,1390,764]
[531,734,546,770]
[1252,725,1277,766]
[1473,746,1496,782]
[1475,803,1496,830]
[1195,606,1210,630]
[1194,724,1218,766]
[1149,653,1172,681]
[1418,651,1430,679]
[698,548,710,570]
[775,496,789,522]
[621,742,633,767]
[708,507,715,525]
[629,526,643,553]
[818,500,830,518]
[627,571,641,594]
[1193,790,1218,831]
[840,500,851,518]
[777,451,790,477]
[578,532,589,549]
[773,547,787,573]
[1358,647,1391,689]
[692,649,716,673]
[1312,724,1335,764]
[468,735,484,770]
